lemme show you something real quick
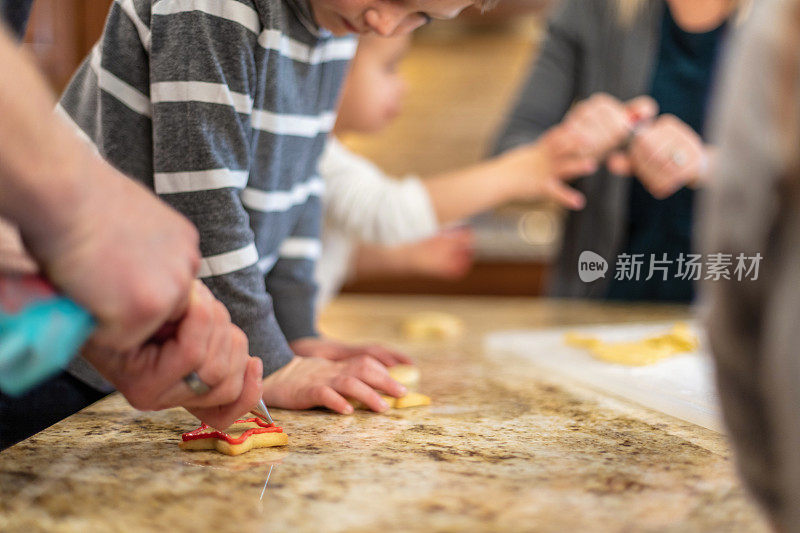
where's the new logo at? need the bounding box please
[578,251,608,283]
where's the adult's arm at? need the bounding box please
[0,24,200,351]
[0,23,265,427]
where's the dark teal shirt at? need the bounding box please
[607,4,727,302]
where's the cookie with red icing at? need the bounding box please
[179,417,288,456]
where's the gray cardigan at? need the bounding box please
[494,0,665,298]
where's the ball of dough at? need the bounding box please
[402,312,464,340]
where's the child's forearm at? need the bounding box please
[352,243,415,279]
[422,151,533,225]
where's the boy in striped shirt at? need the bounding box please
[58,0,481,413]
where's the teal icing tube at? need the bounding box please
[0,297,94,396]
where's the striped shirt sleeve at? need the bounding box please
[147,3,295,373]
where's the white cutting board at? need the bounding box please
[484,322,722,431]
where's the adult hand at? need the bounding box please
[25,157,201,353]
[83,282,263,430]
[552,93,658,161]
[290,337,414,367]
[261,356,408,414]
[608,114,708,199]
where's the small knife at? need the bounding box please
[250,398,274,425]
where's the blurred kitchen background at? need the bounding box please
[24,0,560,296]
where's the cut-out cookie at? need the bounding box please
[351,391,432,410]
[348,364,431,410]
[386,365,429,408]
[390,391,431,408]
[180,417,288,456]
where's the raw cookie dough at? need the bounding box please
[389,364,420,391]
[350,364,431,409]
[179,418,288,456]
[390,391,431,408]
[361,391,431,410]
[564,322,699,366]
[402,311,464,340]
[387,364,430,407]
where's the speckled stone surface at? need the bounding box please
[0,297,770,532]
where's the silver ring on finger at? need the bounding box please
[670,149,687,167]
[183,371,211,395]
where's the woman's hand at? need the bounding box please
[504,93,659,209]
[552,93,658,160]
[608,114,710,199]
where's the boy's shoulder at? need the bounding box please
[145,0,353,51]
[145,0,281,30]
[149,0,259,8]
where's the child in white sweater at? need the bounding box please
[317,34,597,306]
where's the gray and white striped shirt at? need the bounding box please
[59,0,355,388]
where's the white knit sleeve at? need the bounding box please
[320,137,439,246]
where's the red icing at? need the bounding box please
[182,417,283,445]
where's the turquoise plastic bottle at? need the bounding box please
[0,276,94,396]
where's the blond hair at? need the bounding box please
[615,0,752,27]
[474,0,500,11]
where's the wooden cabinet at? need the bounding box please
[23,0,112,91]
[342,261,549,297]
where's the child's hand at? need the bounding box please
[261,356,408,414]
[497,136,593,210]
[401,228,474,278]
[352,228,473,282]
[290,337,413,367]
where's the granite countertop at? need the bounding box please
[0,296,769,532]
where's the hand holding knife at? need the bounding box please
[0,273,274,428]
